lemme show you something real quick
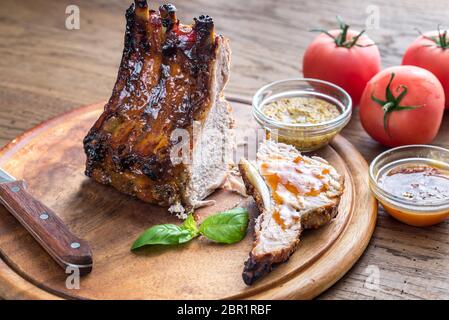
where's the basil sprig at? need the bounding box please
[199,207,249,244]
[131,207,249,250]
[131,214,199,250]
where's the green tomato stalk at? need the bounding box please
[371,73,423,136]
[417,25,449,49]
[310,16,374,48]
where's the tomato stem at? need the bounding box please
[310,16,375,48]
[371,73,423,136]
[416,25,449,49]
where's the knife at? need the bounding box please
[0,167,93,275]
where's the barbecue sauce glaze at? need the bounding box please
[259,156,331,229]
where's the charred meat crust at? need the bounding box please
[242,206,339,286]
[241,200,340,285]
[83,1,229,206]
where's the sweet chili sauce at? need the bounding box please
[259,156,330,229]
[377,160,449,227]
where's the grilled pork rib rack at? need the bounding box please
[239,141,344,285]
[83,1,233,217]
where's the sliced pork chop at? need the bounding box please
[83,1,234,218]
[239,141,344,285]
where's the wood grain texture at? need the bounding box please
[0,99,376,299]
[0,0,449,299]
[0,258,60,300]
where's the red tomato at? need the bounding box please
[359,66,444,147]
[303,22,381,106]
[402,29,449,108]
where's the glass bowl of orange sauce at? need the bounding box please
[369,145,449,227]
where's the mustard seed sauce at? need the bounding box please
[262,97,341,124]
[378,164,449,203]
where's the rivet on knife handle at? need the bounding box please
[0,180,93,275]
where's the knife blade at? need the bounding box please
[0,167,15,184]
[0,167,93,275]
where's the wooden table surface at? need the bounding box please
[1,0,449,300]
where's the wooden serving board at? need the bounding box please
[0,97,377,300]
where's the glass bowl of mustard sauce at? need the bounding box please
[369,145,449,227]
[252,78,352,152]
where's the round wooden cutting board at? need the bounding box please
[0,97,377,300]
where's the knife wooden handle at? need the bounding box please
[0,180,93,275]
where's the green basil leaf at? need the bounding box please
[199,207,249,244]
[131,224,194,250]
[182,214,199,237]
